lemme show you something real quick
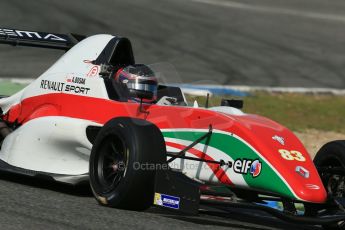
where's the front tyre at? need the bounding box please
[89,117,166,211]
[313,140,345,230]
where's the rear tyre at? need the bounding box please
[312,140,345,229]
[89,117,166,211]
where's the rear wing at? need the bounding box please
[0,28,86,51]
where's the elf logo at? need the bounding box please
[234,159,262,178]
[0,28,67,42]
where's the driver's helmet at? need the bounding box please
[114,64,158,103]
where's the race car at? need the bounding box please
[0,28,344,229]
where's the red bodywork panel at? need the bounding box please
[5,93,327,203]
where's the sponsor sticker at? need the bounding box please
[40,80,90,95]
[87,66,99,77]
[296,166,310,178]
[0,28,67,42]
[65,76,86,85]
[305,184,320,190]
[233,159,262,178]
[154,193,180,209]
[272,135,285,145]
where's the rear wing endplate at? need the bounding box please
[0,28,85,51]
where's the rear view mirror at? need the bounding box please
[221,99,244,109]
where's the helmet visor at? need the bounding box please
[126,82,157,94]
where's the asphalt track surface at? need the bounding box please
[0,0,342,229]
[1,0,345,88]
[0,173,321,230]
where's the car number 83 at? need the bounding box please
[278,149,306,162]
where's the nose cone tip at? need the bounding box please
[295,184,328,203]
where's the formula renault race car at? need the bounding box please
[0,28,345,229]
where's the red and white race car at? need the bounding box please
[0,28,344,229]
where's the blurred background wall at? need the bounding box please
[1,0,345,88]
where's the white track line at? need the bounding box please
[179,84,345,95]
[228,85,345,95]
[0,78,34,84]
[1,78,345,95]
[191,0,345,23]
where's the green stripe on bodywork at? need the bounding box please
[163,130,295,199]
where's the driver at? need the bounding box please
[114,64,158,103]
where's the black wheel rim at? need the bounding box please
[319,159,345,198]
[325,173,345,198]
[96,135,128,193]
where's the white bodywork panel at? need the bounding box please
[208,106,245,116]
[0,34,116,177]
[0,115,232,184]
[0,116,99,175]
[0,33,234,184]
[0,34,113,114]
